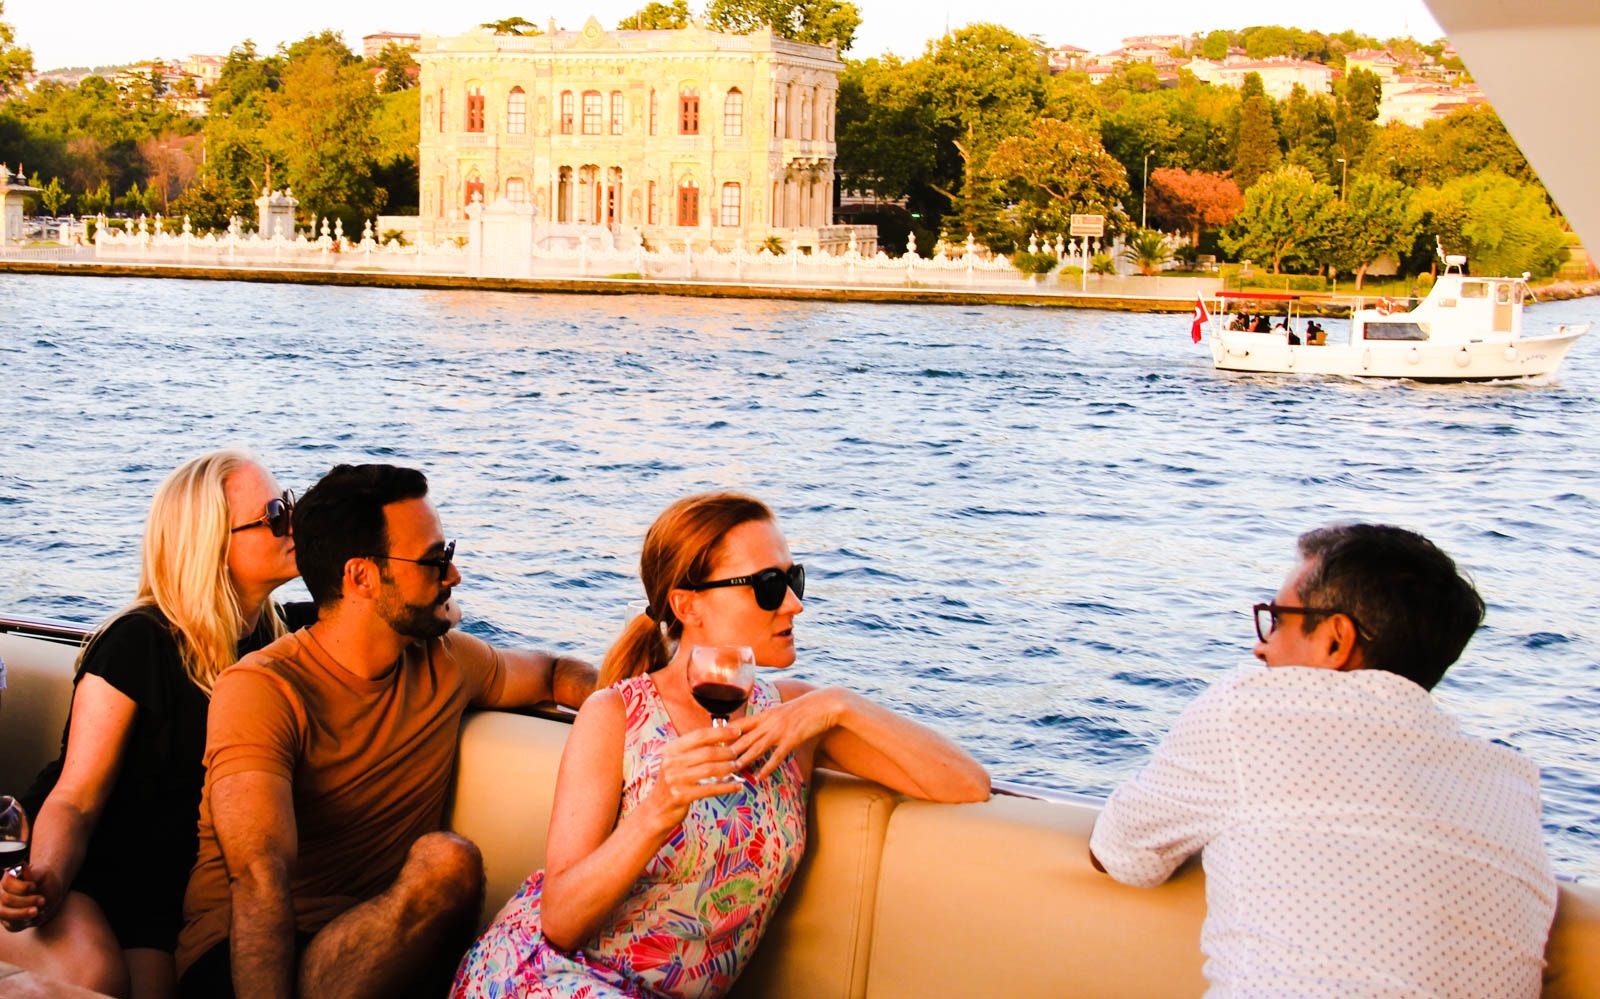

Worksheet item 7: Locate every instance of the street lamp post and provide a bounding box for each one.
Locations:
[1141,151,1151,230]
[1336,157,1348,202]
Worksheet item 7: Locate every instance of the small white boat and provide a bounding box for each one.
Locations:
[1208,254,1590,382]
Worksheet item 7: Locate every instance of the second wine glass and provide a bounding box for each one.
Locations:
[0,795,29,878]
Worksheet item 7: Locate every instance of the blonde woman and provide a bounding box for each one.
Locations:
[453,492,989,999]
[0,451,306,999]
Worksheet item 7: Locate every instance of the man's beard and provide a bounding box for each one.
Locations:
[377,579,452,640]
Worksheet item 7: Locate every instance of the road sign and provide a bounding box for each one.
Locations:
[1069,214,1105,237]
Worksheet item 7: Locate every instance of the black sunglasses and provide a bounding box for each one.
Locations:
[230,491,295,538]
[686,564,805,611]
[1253,602,1371,644]
[366,540,457,577]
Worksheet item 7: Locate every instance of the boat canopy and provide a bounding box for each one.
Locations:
[1216,290,1302,301]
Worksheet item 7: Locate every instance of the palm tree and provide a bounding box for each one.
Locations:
[1120,229,1173,277]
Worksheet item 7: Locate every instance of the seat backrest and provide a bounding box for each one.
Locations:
[0,630,81,792]
[863,795,1208,999]
[727,770,899,999]
[444,710,571,927]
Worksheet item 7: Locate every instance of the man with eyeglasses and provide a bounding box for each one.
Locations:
[176,463,597,999]
[1090,524,1556,998]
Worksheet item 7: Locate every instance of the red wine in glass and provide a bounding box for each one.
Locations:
[0,796,28,876]
[687,645,756,784]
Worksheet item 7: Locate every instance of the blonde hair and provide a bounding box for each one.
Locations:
[83,450,285,695]
[600,492,773,688]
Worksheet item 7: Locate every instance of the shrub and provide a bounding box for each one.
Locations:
[1011,250,1060,275]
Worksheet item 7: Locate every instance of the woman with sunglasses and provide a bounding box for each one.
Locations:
[452,491,989,999]
[0,450,307,999]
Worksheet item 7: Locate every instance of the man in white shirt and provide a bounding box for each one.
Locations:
[1091,524,1557,998]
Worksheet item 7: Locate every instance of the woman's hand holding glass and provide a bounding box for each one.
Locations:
[640,726,745,833]
[0,796,44,933]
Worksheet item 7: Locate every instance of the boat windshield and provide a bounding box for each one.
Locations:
[1364,322,1429,341]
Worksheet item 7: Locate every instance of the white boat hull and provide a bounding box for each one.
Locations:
[1211,327,1588,381]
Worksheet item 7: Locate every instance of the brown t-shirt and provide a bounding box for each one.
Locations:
[176,628,506,974]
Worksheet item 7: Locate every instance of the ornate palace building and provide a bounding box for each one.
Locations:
[415,17,870,253]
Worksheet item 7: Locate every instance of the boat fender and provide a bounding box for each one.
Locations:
[1407,347,1421,365]
[1455,348,1471,368]
[1378,297,1394,315]
[1504,345,1519,362]
[1362,348,1372,371]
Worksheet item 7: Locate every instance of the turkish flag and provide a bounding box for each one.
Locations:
[1190,294,1209,343]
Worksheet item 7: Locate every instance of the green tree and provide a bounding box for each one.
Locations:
[706,0,861,50]
[263,42,381,221]
[1232,76,1280,191]
[0,0,33,98]
[975,116,1130,252]
[620,0,691,29]
[1221,164,1337,273]
[81,178,111,215]
[373,43,418,93]
[1200,30,1229,60]
[1278,84,1335,182]
[480,16,542,35]
[1333,66,1381,164]
[1322,173,1418,288]
[39,175,68,214]
[1438,172,1568,278]
[168,175,249,231]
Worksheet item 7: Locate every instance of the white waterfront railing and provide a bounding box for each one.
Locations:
[2,217,1222,302]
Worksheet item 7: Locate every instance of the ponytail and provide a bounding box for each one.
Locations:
[600,612,672,687]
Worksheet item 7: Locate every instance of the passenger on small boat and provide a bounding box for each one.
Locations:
[1090,524,1557,998]
[1305,320,1326,346]
[174,463,598,999]
[451,491,990,999]
[0,450,309,999]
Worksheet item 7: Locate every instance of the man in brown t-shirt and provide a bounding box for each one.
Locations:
[176,464,596,999]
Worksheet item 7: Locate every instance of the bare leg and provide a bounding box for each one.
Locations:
[0,891,130,996]
[125,947,176,999]
[297,832,484,999]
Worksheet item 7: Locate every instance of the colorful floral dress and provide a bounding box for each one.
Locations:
[451,674,809,999]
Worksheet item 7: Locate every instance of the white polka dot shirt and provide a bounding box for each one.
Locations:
[1091,665,1558,998]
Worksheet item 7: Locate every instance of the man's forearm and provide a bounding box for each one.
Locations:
[553,654,598,707]
[231,870,297,999]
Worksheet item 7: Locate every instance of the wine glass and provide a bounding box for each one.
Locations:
[687,645,756,784]
[0,796,28,878]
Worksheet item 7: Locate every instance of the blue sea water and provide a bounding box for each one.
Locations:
[1,272,1598,881]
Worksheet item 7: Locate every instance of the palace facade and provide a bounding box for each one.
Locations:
[415,17,871,253]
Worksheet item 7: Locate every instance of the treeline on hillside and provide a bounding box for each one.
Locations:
[836,24,1566,281]
[0,30,420,232]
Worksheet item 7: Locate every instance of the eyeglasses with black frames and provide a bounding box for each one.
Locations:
[366,540,457,577]
[230,491,295,538]
[1253,602,1371,644]
[685,564,805,611]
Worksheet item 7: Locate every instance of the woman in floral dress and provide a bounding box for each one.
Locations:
[452,492,990,999]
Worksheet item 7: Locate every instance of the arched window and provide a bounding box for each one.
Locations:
[647,180,657,224]
[464,173,484,206]
[679,87,699,134]
[559,91,574,134]
[506,178,526,202]
[610,91,624,135]
[466,87,485,132]
[582,90,603,135]
[720,182,741,227]
[799,92,811,140]
[677,180,699,225]
[424,94,435,132]
[557,167,572,222]
[649,89,658,135]
[437,88,446,132]
[723,88,743,136]
[506,87,526,134]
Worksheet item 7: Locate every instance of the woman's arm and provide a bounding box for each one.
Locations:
[537,689,742,952]
[0,675,137,929]
[729,680,990,803]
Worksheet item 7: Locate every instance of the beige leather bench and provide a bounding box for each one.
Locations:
[4,628,1599,998]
